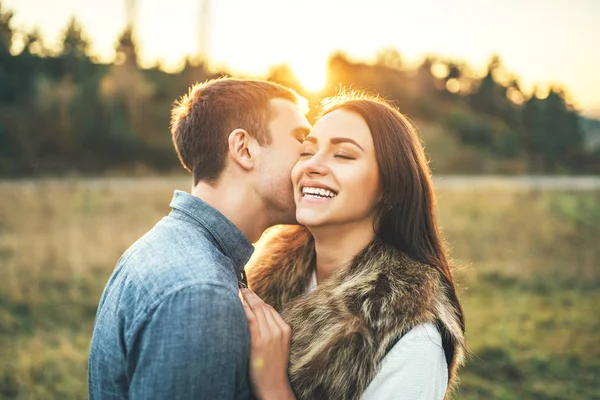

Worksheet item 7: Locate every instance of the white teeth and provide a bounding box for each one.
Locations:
[301,186,337,198]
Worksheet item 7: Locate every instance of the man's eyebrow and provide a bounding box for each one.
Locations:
[303,136,365,152]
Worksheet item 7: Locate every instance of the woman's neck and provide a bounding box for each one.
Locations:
[311,219,376,283]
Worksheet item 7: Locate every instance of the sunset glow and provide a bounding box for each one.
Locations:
[4,0,600,116]
[291,60,327,92]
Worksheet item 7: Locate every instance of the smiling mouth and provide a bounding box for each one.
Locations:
[301,186,338,199]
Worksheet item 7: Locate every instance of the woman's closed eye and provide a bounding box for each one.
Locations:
[334,153,355,160]
[300,151,355,160]
[300,151,315,158]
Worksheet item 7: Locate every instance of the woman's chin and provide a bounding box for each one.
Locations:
[296,212,329,228]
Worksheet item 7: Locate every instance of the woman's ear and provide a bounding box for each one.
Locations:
[228,129,256,170]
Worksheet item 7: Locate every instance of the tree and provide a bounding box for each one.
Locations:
[439,60,463,95]
[469,55,525,128]
[444,62,462,81]
[416,57,437,95]
[376,48,403,70]
[0,0,13,52]
[539,89,583,171]
[60,17,89,58]
[470,57,501,114]
[22,28,45,56]
[58,17,93,83]
[116,28,138,66]
[523,88,585,172]
[522,92,540,168]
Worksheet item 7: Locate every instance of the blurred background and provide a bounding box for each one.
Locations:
[0,0,598,398]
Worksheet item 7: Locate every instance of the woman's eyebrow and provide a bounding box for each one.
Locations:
[303,136,364,151]
[330,137,365,151]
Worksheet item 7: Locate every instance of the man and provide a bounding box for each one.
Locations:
[88,78,311,399]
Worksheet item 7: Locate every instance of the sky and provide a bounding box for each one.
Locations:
[5,0,600,116]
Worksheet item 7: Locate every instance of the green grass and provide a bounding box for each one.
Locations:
[438,189,600,399]
[0,179,598,399]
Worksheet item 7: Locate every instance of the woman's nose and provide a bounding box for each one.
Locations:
[302,155,328,176]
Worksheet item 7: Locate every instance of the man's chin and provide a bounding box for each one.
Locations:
[277,211,300,226]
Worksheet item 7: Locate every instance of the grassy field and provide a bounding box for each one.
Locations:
[0,178,599,399]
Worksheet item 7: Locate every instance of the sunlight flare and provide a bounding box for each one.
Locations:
[291,60,327,92]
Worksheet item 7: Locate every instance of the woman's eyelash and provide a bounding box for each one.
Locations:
[300,152,354,159]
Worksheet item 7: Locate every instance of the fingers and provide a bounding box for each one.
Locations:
[240,289,269,337]
[240,291,260,337]
[270,306,292,340]
[262,304,282,339]
[240,289,290,343]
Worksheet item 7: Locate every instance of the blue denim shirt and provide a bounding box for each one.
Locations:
[88,190,255,399]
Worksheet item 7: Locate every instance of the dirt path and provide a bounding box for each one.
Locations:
[1,175,600,190]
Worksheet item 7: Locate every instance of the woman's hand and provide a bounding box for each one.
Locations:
[240,288,296,400]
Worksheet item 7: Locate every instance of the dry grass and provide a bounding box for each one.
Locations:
[0,178,599,399]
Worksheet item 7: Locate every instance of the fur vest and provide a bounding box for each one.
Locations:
[247,226,466,400]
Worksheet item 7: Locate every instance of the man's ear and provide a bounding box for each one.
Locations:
[228,129,256,170]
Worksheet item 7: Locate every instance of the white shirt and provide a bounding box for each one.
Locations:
[306,270,448,400]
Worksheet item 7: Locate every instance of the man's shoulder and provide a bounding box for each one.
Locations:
[114,215,239,305]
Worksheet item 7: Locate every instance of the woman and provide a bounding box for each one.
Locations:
[241,92,466,400]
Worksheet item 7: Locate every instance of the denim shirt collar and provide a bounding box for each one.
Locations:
[169,190,254,273]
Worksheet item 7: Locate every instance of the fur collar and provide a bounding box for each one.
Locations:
[247,226,466,400]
